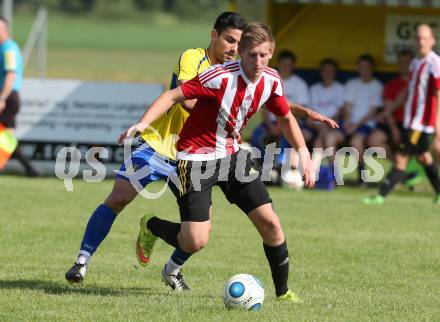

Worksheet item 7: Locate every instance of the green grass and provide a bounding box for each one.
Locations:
[1,175,439,321]
[13,14,212,83]
[13,12,262,137]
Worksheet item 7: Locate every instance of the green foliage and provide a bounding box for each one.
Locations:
[0,176,439,321]
[58,0,96,13]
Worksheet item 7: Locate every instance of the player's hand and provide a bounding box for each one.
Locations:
[118,123,148,145]
[0,100,5,114]
[298,148,315,188]
[309,111,339,129]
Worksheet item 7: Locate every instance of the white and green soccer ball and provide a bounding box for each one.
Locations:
[223,274,265,311]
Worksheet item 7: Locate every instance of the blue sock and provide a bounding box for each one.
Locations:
[80,204,117,256]
[171,248,192,265]
[165,248,192,275]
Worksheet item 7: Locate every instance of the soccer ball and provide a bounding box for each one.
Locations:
[281,169,304,190]
[223,274,265,311]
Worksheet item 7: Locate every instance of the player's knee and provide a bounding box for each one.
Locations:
[260,216,282,236]
[104,193,131,214]
[181,235,209,253]
[261,219,284,244]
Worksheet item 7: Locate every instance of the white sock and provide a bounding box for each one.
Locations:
[77,251,91,265]
[165,258,181,276]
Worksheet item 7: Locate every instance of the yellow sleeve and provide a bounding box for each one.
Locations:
[177,49,201,81]
[4,50,17,71]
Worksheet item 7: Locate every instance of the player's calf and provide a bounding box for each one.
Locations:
[248,204,284,246]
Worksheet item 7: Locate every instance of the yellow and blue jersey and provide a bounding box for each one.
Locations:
[141,47,212,160]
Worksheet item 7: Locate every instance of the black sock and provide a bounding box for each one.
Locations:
[147,216,181,248]
[357,162,365,183]
[263,241,289,297]
[379,168,407,197]
[423,163,440,194]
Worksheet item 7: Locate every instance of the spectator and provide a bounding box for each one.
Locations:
[277,50,310,169]
[343,54,383,184]
[309,58,345,170]
[251,50,310,167]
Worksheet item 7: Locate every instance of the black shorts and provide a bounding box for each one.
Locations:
[0,91,20,128]
[176,150,271,222]
[399,129,433,155]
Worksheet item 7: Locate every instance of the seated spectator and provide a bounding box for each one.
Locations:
[343,54,383,184]
[367,49,413,158]
[309,58,345,172]
[251,50,309,168]
[277,50,310,167]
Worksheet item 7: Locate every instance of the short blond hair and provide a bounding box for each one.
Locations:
[239,22,274,51]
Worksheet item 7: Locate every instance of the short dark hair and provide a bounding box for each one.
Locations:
[397,48,414,59]
[320,58,338,69]
[357,53,375,66]
[213,12,247,35]
[277,50,297,63]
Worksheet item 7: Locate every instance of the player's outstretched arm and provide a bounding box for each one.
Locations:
[288,102,339,129]
[118,87,185,144]
[276,111,315,188]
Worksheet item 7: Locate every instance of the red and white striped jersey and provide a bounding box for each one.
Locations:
[178,60,289,161]
[403,51,440,133]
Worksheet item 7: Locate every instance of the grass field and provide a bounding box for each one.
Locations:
[1,175,439,321]
[12,12,263,137]
[14,14,214,83]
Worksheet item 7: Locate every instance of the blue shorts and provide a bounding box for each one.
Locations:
[354,125,373,136]
[115,143,179,196]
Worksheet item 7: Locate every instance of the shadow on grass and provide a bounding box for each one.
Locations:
[0,279,215,298]
[0,279,154,297]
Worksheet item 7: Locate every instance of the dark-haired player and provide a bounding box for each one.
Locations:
[65,12,248,283]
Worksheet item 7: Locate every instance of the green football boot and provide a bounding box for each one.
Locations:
[136,214,158,266]
[277,289,303,303]
[363,195,385,205]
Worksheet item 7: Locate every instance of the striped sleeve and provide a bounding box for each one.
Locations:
[431,57,440,91]
[265,81,289,117]
[180,75,217,99]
